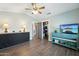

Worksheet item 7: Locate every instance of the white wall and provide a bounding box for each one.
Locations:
[48,8,79,41]
[0,11,35,40]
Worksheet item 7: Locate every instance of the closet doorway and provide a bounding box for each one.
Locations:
[33,21,49,40]
[43,21,48,40]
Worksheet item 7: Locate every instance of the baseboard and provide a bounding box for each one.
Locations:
[48,39,52,41]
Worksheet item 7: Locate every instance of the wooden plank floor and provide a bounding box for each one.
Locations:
[0,37,79,56]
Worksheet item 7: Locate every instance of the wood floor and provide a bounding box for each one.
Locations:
[0,37,79,56]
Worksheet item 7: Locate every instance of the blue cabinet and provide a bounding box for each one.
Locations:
[52,33,79,50]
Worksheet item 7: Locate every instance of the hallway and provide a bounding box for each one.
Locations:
[0,37,79,56]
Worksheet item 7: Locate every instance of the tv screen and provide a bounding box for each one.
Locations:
[60,24,79,34]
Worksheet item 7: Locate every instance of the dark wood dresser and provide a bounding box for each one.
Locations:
[0,32,30,49]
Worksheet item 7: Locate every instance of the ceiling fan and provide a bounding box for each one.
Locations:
[25,3,45,14]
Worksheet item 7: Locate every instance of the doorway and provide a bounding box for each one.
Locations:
[35,22,42,39]
[32,21,49,40]
[43,21,48,39]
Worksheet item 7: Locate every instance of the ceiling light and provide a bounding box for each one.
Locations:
[32,10,38,14]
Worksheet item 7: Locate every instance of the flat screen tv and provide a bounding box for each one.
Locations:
[60,24,79,34]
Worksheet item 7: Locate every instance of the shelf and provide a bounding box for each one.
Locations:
[52,37,77,42]
[53,42,77,50]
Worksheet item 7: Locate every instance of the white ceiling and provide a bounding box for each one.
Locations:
[0,3,79,20]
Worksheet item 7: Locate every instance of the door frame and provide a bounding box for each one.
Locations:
[41,20,49,40]
[32,20,50,41]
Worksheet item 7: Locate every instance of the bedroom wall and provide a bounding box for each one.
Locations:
[48,8,79,41]
[0,11,35,40]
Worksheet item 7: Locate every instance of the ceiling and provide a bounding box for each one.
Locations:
[0,3,79,20]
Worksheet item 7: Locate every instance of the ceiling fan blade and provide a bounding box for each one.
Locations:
[25,8,32,10]
[38,11,42,14]
[39,6,45,9]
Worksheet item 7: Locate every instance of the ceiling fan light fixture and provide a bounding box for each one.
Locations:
[25,3,45,14]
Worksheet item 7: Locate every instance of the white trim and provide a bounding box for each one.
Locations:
[41,22,43,39]
[41,20,49,40]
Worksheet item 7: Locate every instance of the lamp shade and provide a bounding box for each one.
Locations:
[2,24,9,33]
[3,24,9,29]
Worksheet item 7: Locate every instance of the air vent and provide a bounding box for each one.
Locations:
[47,12,51,15]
